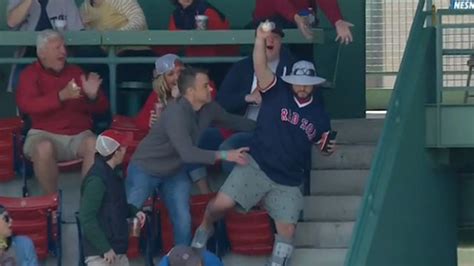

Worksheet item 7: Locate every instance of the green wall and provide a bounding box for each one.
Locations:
[0,0,17,118]
[316,0,366,118]
[0,0,366,119]
[346,25,458,265]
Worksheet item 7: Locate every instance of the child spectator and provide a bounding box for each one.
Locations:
[79,130,146,266]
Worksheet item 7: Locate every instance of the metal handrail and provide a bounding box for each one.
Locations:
[0,29,323,114]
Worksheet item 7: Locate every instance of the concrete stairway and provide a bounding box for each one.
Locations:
[4,118,382,266]
[222,118,383,266]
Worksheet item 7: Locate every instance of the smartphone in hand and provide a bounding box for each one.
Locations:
[320,130,338,152]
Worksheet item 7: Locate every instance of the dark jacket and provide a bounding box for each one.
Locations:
[216,46,295,116]
[80,155,138,256]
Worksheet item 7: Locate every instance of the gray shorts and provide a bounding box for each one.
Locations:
[220,155,303,224]
[23,129,94,161]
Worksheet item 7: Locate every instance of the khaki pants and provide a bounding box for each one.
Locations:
[23,129,94,161]
[85,254,129,266]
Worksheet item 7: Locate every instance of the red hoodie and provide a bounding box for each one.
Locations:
[254,0,343,25]
[16,62,109,135]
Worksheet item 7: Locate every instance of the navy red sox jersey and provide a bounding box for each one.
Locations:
[250,77,331,186]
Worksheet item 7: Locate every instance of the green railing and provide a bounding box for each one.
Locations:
[346,0,458,265]
[428,9,474,147]
[0,29,324,114]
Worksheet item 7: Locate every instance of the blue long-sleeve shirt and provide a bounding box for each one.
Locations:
[216,46,295,116]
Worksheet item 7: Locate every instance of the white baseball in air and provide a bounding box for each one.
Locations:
[261,21,273,32]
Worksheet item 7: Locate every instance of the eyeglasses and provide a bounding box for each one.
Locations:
[292,68,316,77]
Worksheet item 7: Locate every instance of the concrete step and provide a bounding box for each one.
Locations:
[222,248,347,266]
[303,196,362,221]
[310,169,369,195]
[331,119,383,144]
[312,144,376,169]
[295,222,354,248]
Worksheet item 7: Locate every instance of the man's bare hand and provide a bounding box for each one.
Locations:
[316,139,337,156]
[103,249,117,264]
[245,89,262,105]
[149,110,158,128]
[256,21,273,40]
[58,79,81,101]
[294,14,314,40]
[335,20,354,45]
[226,147,250,165]
[81,73,102,100]
[136,211,146,228]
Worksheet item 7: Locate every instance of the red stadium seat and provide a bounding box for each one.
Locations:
[225,209,274,256]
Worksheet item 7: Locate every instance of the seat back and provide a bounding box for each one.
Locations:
[0,117,23,182]
[0,192,62,264]
[225,209,274,256]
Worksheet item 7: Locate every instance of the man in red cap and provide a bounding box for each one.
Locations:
[79,130,146,266]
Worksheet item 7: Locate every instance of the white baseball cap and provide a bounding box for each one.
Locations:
[281,60,326,86]
[95,130,133,157]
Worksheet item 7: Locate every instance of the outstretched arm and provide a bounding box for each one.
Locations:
[253,22,276,92]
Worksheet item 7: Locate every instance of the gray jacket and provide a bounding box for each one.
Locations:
[7,0,84,31]
[131,97,256,177]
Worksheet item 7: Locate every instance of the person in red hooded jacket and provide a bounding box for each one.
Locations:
[16,30,109,195]
[253,0,353,44]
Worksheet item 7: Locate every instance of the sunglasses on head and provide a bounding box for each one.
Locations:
[292,68,316,77]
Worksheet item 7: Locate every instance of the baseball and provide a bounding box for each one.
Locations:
[261,21,273,32]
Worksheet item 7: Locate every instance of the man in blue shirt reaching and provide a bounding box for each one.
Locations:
[191,21,336,266]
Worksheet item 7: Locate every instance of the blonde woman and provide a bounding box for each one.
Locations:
[134,54,185,131]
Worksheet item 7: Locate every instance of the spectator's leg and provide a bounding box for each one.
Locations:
[193,127,225,194]
[219,132,253,174]
[268,230,295,266]
[73,131,97,178]
[188,164,211,194]
[192,155,270,249]
[26,136,59,194]
[263,183,303,266]
[160,168,192,245]
[12,236,39,265]
[126,162,159,208]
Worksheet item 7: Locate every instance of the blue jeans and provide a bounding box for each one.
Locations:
[12,235,39,266]
[126,162,192,245]
[219,132,253,174]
